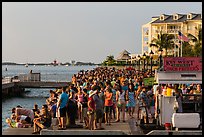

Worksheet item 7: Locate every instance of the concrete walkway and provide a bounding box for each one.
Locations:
[2,112,145,135]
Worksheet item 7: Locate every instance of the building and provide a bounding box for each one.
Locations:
[142,13,202,56]
[116,50,131,64]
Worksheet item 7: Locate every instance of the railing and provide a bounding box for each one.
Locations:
[2,73,69,84]
[18,73,41,82]
[2,77,12,84]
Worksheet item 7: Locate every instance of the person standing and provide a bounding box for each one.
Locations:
[57,87,68,130]
[81,88,89,129]
[87,90,96,130]
[104,88,113,125]
[174,84,183,113]
[93,86,104,130]
[76,86,84,123]
[138,87,149,124]
[115,84,126,122]
[126,83,136,118]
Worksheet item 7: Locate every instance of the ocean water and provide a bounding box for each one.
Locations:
[2,65,97,131]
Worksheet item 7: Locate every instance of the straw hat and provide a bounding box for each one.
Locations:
[56,89,62,94]
[89,90,96,97]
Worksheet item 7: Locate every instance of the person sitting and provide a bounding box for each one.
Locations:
[6,114,32,128]
[32,103,40,118]
[12,107,34,122]
[32,104,51,134]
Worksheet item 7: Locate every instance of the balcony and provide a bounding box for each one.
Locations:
[167,29,178,34]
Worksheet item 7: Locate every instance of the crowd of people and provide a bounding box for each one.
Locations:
[6,66,202,134]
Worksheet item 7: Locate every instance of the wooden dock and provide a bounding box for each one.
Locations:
[15,81,70,88]
[2,81,70,89]
[2,80,71,96]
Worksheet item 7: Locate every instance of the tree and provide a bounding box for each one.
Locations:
[182,41,195,57]
[187,27,202,57]
[150,31,175,56]
[102,55,116,66]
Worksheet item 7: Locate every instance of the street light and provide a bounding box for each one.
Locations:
[143,53,146,72]
[149,50,154,76]
[158,48,163,69]
[137,55,141,71]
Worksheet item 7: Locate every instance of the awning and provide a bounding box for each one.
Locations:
[156,71,202,84]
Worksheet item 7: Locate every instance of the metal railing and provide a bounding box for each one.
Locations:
[2,77,12,84]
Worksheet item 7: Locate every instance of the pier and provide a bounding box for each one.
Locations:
[2,73,70,96]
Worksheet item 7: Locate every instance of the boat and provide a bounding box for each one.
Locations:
[52,59,58,66]
[25,63,28,67]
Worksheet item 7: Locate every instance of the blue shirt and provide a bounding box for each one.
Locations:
[59,92,68,108]
[122,85,128,92]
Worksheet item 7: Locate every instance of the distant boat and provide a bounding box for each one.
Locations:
[65,64,69,66]
[25,63,28,67]
[52,60,58,66]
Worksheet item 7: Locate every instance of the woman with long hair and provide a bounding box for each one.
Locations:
[126,83,136,118]
[76,86,84,123]
[32,104,51,134]
[115,84,126,122]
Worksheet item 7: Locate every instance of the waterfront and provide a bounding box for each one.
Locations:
[2,65,97,131]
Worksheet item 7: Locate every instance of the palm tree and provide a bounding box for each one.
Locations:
[182,41,195,57]
[102,55,116,66]
[150,31,175,56]
[187,27,202,57]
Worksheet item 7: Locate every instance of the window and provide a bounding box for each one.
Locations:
[187,14,192,19]
[174,15,178,20]
[181,74,196,77]
[160,15,164,20]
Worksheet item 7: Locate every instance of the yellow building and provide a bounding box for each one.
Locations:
[142,13,202,56]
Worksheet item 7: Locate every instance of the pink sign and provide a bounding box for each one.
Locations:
[163,57,202,71]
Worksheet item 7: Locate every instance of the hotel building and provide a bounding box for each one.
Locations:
[142,13,202,56]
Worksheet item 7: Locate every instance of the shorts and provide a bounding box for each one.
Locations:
[59,107,67,117]
[149,106,155,115]
[104,106,112,113]
[117,100,126,108]
[16,122,23,128]
[51,118,58,126]
[43,122,51,128]
[127,101,136,108]
[94,109,103,120]
[87,110,95,116]
[25,116,31,123]
[78,102,83,111]
[82,108,88,118]
[139,107,148,118]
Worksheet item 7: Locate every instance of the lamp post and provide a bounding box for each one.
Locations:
[158,48,163,69]
[137,55,141,71]
[143,53,146,72]
[149,50,154,76]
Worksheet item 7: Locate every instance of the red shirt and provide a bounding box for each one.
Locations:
[104,92,113,106]
[88,97,96,111]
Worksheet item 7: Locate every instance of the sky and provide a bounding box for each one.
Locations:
[2,2,202,64]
